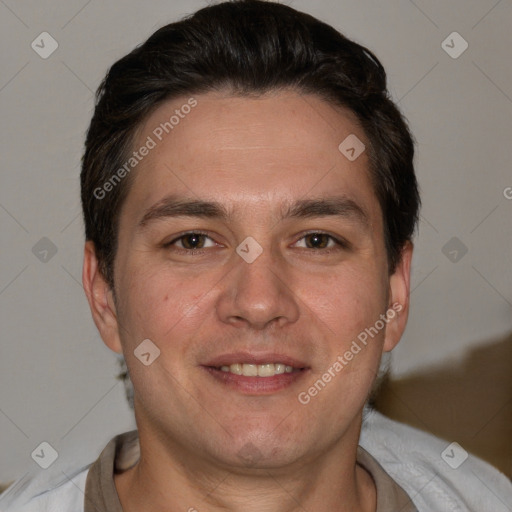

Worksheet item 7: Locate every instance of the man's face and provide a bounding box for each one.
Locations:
[87,90,411,469]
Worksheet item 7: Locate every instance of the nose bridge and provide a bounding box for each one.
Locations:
[215,235,299,329]
[237,238,279,293]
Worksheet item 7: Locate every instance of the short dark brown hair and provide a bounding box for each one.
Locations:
[81,0,420,289]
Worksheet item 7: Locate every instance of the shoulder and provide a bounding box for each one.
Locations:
[359,408,512,512]
[0,429,136,512]
[0,461,91,511]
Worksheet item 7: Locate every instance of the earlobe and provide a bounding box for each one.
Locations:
[82,241,123,354]
[383,242,413,352]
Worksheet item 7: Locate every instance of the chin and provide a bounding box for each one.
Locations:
[208,426,302,469]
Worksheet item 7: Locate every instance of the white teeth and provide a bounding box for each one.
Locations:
[258,363,275,377]
[229,363,243,375]
[218,363,300,377]
[274,363,286,374]
[242,364,258,377]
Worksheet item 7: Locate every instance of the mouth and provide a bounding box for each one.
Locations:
[201,353,310,394]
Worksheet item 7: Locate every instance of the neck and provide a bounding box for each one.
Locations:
[115,414,376,512]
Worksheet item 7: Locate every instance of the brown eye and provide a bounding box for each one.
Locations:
[179,233,207,249]
[165,232,216,251]
[304,233,331,249]
[295,232,346,251]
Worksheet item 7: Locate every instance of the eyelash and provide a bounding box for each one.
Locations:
[163,230,349,255]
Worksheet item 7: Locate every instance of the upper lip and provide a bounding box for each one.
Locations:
[203,352,309,369]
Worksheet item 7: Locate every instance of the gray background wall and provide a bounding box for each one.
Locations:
[1,0,511,483]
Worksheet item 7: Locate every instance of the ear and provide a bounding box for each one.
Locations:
[82,241,123,354]
[383,241,413,352]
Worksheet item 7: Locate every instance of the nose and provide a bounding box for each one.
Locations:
[215,243,300,330]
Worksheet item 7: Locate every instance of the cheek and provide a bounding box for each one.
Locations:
[116,263,209,348]
[300,265,386,344]
[298,269,387,414]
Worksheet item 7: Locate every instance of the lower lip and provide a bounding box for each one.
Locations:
[202,366,309,394]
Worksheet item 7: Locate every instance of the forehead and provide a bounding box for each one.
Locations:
[123,89,380,229]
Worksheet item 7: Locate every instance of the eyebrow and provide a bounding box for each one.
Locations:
[137,194,370,230]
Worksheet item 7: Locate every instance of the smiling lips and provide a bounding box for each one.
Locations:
[203,353,309,393]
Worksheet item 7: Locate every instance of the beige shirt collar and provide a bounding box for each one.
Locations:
[84,430,418,512]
